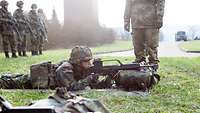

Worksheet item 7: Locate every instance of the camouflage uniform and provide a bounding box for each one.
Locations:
[38,8,48,55]
[0,0,17,58]
[28,4,41,55]
[0,74,32,89]
[13,1,28,56]
[124,0,165,64]
[55,46,101,91]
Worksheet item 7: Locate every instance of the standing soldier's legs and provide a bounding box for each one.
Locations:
[145,29,159,64]
[35,37,40,55]
[9,35,17,58]
[22,35,27,56]
[2,35,10,58]
[132,29,146,62]
[39,36,44,55]
[17,40,22,56]
[31,38,36,56]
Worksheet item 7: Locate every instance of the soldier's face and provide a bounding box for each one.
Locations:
[80,60,93,70]
[19,5,23,9]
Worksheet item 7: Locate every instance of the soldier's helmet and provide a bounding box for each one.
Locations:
[0,0,8,6]
[16,1,23,7]
[69,46,93,64]
[31,3,37,9]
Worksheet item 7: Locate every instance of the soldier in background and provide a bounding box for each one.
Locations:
[38,8,48,55]
[0,0,18,58]
[124,0,165,67]
[13,1,28,57]
[28,4,41,56]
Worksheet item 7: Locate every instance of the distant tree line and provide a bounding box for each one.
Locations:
[46,9,115,49]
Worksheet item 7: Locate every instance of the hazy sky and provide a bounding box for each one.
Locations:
[5,0,200,27]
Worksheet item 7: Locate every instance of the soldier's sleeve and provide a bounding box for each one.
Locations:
[156,0,165,21]
[55,63,75,88]
[124,0,131,22]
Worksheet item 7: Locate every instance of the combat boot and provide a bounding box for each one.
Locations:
[22,51,27,57]
[31,51,35,56]
[5,52,9,58]
[12,53,18,58]
[35,51,39,55]
[39,50,42,55]
[18,51,22,56]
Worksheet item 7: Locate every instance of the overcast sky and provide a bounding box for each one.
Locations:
[6,0,200,27]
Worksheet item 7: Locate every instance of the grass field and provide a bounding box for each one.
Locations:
[0,41,200,112]
[179,40,200,52]
[0,40,133,73]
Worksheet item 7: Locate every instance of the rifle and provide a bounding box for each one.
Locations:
[87,59,157,76]
[11,19,22,42]
[23,16,37,39]
[0,96,56,113]
[86,59,159,90]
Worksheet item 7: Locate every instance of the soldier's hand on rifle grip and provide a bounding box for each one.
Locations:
[156,16,163,29]
[86,74,99,84]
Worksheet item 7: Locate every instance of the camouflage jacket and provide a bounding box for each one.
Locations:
[124,0,165,29]
[13,8,27,32]
[0,8,15,35]
[55,61,94,91]
[28,10,42,35]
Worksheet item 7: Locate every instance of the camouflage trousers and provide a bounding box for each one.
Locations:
[0,74,32,89]
[38,36,44,51]
[17,34,27,52]
[132,28,159,63]
[2,34,17,53]
[30,36,39,52]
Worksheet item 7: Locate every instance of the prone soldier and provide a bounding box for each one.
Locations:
[0,46,159,91]
[124,0,165,67]
[0,0,18,58]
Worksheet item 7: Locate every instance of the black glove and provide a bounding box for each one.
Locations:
[156,16,163,28]
[85,74,99,84]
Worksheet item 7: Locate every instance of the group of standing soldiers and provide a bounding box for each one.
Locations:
[0,0,48,58]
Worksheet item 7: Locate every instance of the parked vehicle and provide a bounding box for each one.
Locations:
[175,31,187,41]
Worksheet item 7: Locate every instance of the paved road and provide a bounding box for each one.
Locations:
[96,42,200,57]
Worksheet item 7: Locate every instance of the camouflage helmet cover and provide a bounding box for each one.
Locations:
[0,0,8,6]
[16,1,23,7]
[69,46,93,64]
[31,3,37,9]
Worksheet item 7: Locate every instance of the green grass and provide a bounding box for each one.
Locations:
[1,42,200,112]
[0,40,133,73]
[179,40,200,52]
[91,40,133,53]
[0,56,200,112]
